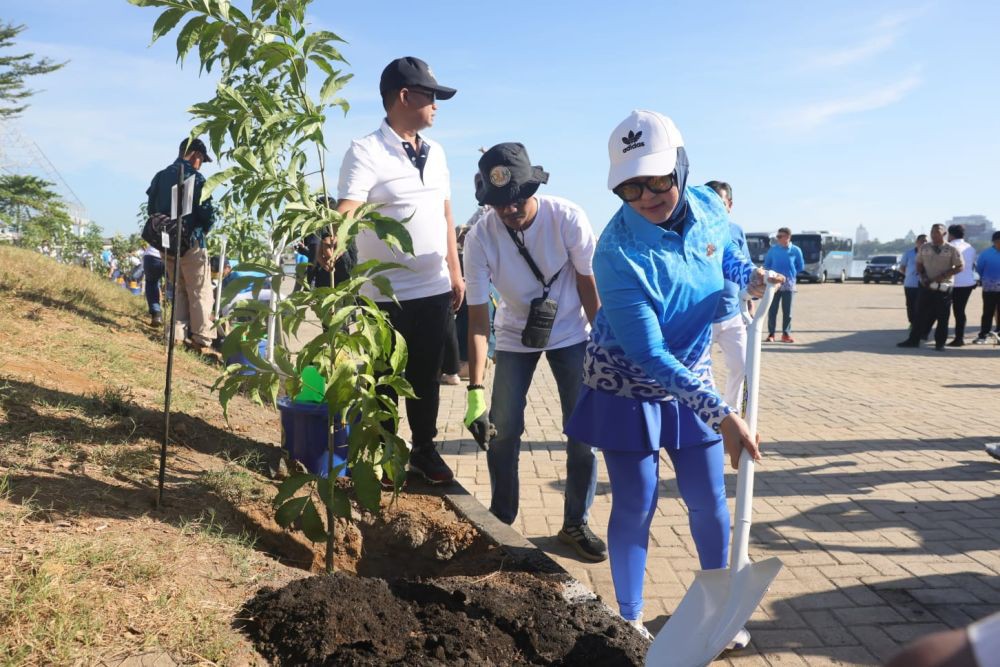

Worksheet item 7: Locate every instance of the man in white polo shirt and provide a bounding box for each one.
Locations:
[336,56,464,484]
[462,143,606,562]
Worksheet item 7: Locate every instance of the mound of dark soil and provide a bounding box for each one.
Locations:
[241,569,647,666]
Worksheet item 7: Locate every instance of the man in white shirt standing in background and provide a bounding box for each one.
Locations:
[947,223,978,347]
[462,143,606,562]
[336,56,464,484]
[706,180,752,415]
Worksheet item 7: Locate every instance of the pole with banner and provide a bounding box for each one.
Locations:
[157,169,195,508]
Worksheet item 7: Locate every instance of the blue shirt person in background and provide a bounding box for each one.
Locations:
[900,234,927,329]
[763,227,804,342]
[564,110,779,644]
[706,180,754,415]
[974,230,1000,343]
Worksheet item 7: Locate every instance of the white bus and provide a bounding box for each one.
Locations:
[791,231,854,283]
[745,232,771,264]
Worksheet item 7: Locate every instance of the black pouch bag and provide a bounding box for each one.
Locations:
[505,226,561,349]
[142,212,193,256]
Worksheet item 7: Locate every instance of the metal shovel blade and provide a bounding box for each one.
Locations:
[645,557,783,666]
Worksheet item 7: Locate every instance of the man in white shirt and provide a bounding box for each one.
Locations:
[462,143,606,562]
[947,223,978,347]
[336,57,464,484]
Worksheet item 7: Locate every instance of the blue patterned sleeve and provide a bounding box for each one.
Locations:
[723,236,755,288]
[595,251,733,430]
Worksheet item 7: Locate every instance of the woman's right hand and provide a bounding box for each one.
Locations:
[719,413,761,469]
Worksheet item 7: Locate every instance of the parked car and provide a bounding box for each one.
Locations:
[863,255,903,284]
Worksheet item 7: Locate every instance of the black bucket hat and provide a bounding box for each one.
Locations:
[475,143,549,206]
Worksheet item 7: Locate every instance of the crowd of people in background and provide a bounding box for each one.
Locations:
[897,223,1000,350]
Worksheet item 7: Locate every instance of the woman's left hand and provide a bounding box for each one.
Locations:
[720,413,762,469]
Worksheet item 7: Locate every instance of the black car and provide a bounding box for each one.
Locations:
[863,255,903,284]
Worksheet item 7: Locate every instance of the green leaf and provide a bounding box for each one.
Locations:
[389,330,407,374]
[351,460,381,513]
[318,477,351,519]
[151,7,187,42]
[226,33,252,69]
[299,499,327,542]
[275,496,309,528]
[202,166,235,198]
[273,473,315,507]
[175,15,208,62]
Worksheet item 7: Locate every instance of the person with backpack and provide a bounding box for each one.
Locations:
[146,137,218,358]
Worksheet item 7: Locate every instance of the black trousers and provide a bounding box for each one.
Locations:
[951,286,974,340]
[910,286,952,348]
[904,286,919,325]
[980,291,1000,337]
[378,291,452,447]
[441,312,460,375]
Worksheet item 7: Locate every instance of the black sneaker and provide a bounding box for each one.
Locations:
[947,338,964,347]
[408,444,454,484]
[896,340,919,348]
[558,524,608,562]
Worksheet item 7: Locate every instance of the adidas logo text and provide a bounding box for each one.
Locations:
[621,129,645,153]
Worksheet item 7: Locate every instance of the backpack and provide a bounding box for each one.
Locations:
[142,213,193,255]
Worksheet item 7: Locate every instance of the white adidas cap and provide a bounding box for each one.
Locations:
[607,110,685,190]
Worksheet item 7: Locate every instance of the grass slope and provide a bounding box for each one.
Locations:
[0,245,306,666]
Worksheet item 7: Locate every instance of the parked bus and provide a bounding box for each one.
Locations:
[745,232,771,264]
[791,231,854,283]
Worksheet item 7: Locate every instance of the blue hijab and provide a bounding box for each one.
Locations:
[660,146,690,231]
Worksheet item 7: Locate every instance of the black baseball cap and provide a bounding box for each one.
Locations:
[475,143,549,206]
[179,137,212,162]
[379,56,456,100]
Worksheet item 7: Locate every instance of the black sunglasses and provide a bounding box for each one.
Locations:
[613,173,677,202]
[406,87,436,103]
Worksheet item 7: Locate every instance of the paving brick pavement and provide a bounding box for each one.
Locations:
[412,282,1000,665]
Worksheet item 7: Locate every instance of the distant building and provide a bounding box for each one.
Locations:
[855,224,870,246]
[944,215,994,243]
[903,230,916,243]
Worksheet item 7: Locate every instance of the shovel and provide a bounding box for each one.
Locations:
[646,282,783,667]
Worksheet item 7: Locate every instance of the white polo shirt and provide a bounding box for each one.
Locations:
[337,119,451,302]
[950,238,977,288]
[464,195,595,353]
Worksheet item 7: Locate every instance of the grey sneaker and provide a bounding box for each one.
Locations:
[558,523,608,562]
[986,443,1000,462]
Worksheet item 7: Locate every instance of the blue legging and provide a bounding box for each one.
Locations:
[603,442,729,620]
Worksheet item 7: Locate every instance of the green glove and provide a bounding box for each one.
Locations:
[464,387,492,450]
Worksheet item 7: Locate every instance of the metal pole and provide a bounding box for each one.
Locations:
[214,234,228,320]
[157,164,185,508]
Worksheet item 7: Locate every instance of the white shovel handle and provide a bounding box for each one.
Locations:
[730,281,776,572]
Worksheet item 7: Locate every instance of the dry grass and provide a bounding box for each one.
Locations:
[0,244,294,665]
[0,516,266,666]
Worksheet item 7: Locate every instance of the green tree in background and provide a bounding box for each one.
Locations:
[0,174,74,250]
[0,21,66,120]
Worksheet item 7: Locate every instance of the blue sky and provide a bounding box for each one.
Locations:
[4,0,999,242]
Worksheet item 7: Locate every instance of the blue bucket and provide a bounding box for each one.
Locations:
[277,397,349,478]
[226,338,268,376]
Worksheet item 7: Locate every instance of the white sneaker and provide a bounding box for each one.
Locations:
[627,615,654,641]
[986,443,1000,462]
[439,373,460,386]
[973,336,988,344]
[728,627,752,650]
